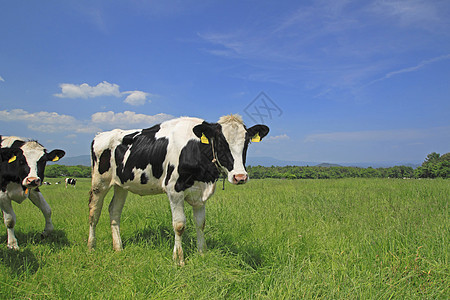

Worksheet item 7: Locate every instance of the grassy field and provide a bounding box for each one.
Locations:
[0,178,448,299]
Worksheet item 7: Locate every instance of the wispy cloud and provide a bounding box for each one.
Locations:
[0,76,4,82]
[369,0,445,29]
[198,1,450,97]
[54,81,152,106]
[266,134,290,142]
[366,54,450,86]
[304,127,450,143]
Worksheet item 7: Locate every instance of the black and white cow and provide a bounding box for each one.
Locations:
[0,136,65,249]
[88,114,269,265]
[65,178,77,188]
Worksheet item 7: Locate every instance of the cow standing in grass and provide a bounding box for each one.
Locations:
[65,178,77,188]
[0,136,65,249]
[88,114,269,265]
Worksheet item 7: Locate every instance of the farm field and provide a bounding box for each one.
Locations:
[0,178,448,299]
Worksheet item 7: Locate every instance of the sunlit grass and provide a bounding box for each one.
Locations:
[0,178,448,298]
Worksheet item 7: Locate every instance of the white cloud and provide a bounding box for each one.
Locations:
[54,81,122,99]
[91,111,174,128]
[54,81,153,106]
[0,109,100,133]
[0,76,4,82]
[123,91,150,106]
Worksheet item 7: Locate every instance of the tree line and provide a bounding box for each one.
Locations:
[45,165,91,178]
[44,152,449,179]
[248,152,450,179]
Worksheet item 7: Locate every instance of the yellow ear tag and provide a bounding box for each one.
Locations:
[201,133,209,144]
[251,133,261,143]
[8,155,17,163]
[52,155,59,162]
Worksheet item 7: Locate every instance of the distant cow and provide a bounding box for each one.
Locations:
[88,114,269,265]
[0,136,65,249]
[65,178,77,188]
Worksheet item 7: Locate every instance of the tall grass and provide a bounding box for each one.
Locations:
[0,178,448,299]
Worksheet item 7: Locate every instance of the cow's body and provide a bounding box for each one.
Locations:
[88,115,269,265]
[65,178,77,188]
[0,136,65,249]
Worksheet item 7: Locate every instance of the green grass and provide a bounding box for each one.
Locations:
[0,178,448,299]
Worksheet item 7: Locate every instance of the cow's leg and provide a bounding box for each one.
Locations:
[88,184,110,250]
[28,189,54,236]
[109,185,127,251]
[192,205,207,254]
[0,199,19,250]
[168,193,186,266]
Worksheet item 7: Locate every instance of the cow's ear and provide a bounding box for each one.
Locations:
[247,125,270,142]
[193,122,217,144]
[47,149,66,162]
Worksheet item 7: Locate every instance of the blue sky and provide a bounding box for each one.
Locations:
[1,0,449,164]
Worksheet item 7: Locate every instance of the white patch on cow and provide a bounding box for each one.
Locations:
[20,141,46,185]
[4,183,28,204]
[218,114,248,183]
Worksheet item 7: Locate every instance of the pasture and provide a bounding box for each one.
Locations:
[0,178,448,299]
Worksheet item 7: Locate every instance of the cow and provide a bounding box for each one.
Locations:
[0,136,65,249]
[88,114,269,265]
[65,178,77,188]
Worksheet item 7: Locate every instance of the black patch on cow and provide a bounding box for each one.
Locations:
[122,131,139,145]
[114,143,130,182]
[91,140,96,168]
[98,149,111,174]
[175,122,237,192]
[140,173,148,184]
[115,125,168,184]
[11,140,25,149]
[37,155,47,182]
[0,148,29,191]
[165,164,175,186]
[175,140,220,192]
[242,139,250,167]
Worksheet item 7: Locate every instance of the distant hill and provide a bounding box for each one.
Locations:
[51,155,91,166]
[52,154,420,169]
[247,156,316,167]
[316,163,342,167]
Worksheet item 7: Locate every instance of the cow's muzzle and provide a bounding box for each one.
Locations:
[23,177,41,187]
[232,174,248,185]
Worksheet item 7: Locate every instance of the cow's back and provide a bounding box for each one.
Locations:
[91,117,204,195]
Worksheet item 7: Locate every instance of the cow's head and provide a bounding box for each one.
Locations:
[193,114,269,185]
[4,140,65,188]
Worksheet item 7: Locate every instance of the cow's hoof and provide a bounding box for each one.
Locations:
[7,244,19,251]
[41,230,53,238]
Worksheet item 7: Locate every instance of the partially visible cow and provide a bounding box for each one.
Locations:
[0,136,65,249]
[65,178,77,188]
[88,114,269,265]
